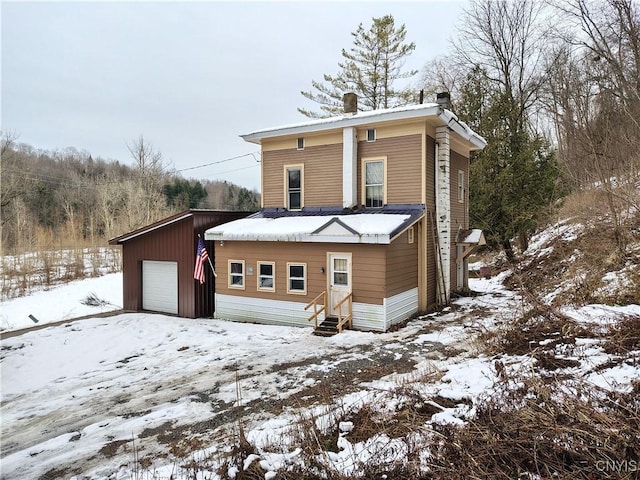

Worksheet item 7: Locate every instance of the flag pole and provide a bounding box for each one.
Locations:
[198,234,217,278]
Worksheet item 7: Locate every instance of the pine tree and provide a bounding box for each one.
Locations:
[298,15,417,118]
[458,69,566,259]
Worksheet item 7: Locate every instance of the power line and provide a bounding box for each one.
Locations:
[173,152,260,174]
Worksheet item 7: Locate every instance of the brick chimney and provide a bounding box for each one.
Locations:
[343,92,357,115]
[436,92,452,110]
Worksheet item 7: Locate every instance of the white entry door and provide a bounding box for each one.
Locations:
[142,260,178,314]
[328,253,352,316]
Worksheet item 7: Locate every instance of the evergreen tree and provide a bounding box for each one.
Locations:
[299,15,417,118]
[458,69,566,259]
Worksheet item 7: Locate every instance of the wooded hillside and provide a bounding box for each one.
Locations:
[0,137,260,253]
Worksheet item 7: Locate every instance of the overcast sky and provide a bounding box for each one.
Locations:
[2,1,468,190]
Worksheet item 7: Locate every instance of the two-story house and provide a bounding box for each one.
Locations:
[205,93,486,333]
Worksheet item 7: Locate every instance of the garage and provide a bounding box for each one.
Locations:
[109,209,252,318]
[142,261,178,314]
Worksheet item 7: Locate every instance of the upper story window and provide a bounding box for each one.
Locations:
[363,158,385,208]
[458,170,465,203]
[285,165,303,210]
[366,128,376,142]
[297,137,305,150]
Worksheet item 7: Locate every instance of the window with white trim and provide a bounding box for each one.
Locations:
[458,170,465,203]
[285,165,303,210]
[366,128,376,142]
[257,261,275,291]
[287,263,306,294]
[297,137,304,150]
[228,260,245,289]
[408,227,415,244]
[364,159,385,208]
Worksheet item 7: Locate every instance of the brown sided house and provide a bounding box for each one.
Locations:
[206,93,487,333]
[109,209,250,318]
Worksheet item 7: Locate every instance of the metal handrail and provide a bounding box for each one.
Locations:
[304,290,326,329]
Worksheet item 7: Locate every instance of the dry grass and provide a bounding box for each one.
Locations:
[1,246,121,300]
[427,375,640,480]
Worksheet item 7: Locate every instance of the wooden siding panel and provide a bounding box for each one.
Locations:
[215,241,386,306]
[386,229,418,298]
[450,151,469,287]
[262,144,343,208]
[358,134,422,205]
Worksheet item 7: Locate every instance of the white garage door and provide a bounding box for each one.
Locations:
[142,261,178,314]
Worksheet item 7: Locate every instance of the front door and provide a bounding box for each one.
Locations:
[328,253,352,316]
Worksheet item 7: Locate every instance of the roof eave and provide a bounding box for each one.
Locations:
[240,105,442,145]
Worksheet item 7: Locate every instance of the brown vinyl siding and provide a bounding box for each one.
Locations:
[450,150,469,287]
[425,135,437,306]
[262,143,343,208]
[215,241,386,305]
[358,134,422,205]
[386,229,419,298]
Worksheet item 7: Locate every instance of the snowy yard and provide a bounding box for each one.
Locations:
[1,268,638,479]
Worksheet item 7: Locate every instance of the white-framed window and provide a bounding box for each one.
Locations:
[366,128,376,142]
[297,137,304,150]
[285,165,303,210]
[257,261,275,292]
[228,260,245,289]
[363,158,385,208]
[287,263,306,294]
[408,226,415,244]
[458,170,465,203]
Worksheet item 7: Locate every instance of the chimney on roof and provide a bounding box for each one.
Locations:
[343,92,357,115]
[436,92,452,110]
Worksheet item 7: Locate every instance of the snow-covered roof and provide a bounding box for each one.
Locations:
[456,228,486,245]
[205,212,419,244]
[240,103,487,150]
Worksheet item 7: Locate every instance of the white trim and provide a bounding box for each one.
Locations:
[342,127,358,208]
[240,103,486,150]
[284,164,304,211]
[113,213,192,243]
[287,262,307,295]
[366,128,376,142]
[361,156,387,208]
[384,288,419,330]
[228,259,245,290]
[257,261,275,292]
[215,294,313,328]
[458,169,465,204]
[215,287,419,332]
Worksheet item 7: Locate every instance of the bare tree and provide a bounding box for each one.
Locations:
[546,0,640,257]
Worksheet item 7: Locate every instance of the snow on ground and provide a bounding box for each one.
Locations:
[1,269,638,479]
[0,272,123,332]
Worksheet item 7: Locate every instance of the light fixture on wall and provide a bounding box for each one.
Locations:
[220,240,224,246]
[320,267,325,273]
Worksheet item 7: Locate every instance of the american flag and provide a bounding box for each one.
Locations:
[193,238,209,284]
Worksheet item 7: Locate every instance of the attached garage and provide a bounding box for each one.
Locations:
[109,209,252,318]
